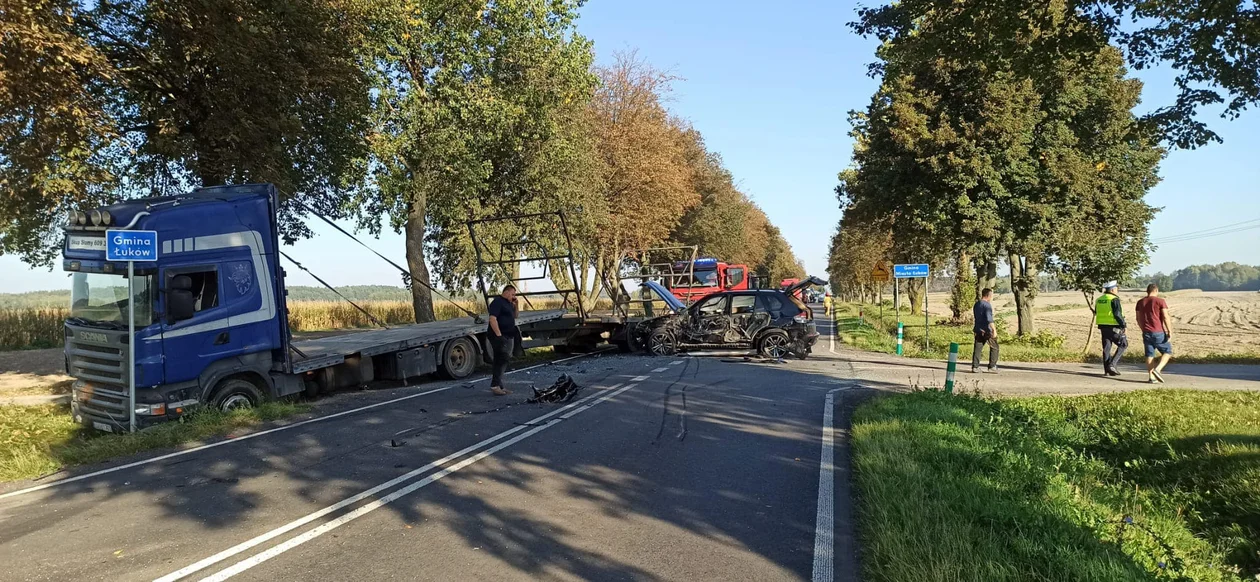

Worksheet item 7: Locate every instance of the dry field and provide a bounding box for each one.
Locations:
[923,289,1260,357]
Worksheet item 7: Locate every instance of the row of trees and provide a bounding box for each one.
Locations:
[1144,263,1260,292]
[827,0,1259,333]
[0,0,802,321]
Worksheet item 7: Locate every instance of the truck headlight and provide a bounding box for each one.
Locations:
[135,403,167,416]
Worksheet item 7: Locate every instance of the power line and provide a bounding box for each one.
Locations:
[1152,218,1260,244]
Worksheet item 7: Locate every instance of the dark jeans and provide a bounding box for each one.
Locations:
[972,331,999,370]
[1100,326,1128,372]
[489,334,515,388]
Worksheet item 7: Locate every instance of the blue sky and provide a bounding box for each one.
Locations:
[3,0,1257,293]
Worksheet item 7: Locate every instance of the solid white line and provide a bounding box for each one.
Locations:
[0,351,604,502]
[829,312,837,354]
[812,386,849,582]
[192,382,640,582]
[156,382,625,582]
[651,367,669,373]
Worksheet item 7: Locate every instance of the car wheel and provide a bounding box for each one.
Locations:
[211,378,263,412]
[757,330,791,359]
[439,337,478,379]
[648,329,677,356]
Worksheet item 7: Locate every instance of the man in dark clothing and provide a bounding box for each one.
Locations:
[487,285,519,396]
[1095,281,1128,376]
[972,288,999,373]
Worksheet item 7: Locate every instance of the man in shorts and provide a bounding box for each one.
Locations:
[1136,283,1173,383]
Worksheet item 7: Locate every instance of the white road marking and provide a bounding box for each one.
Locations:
[812,386,850,582]
[156,382,626,582]
[632,375,650,381]
[670,360,683,366]
[0,351,605,502]
[651,367,670,373]
[829,312,837,354]
[186,382,641,582]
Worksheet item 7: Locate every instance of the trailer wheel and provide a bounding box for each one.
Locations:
[211,377,262,412]
[439,337,478,379]
[756,330,791,359]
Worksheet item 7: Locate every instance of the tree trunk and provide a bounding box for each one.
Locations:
[1009,253,1037,336]
[1082,290,1096,354]
[974,258,997,299]
[950,251,974,323]
[405,195,436,324]
[907,277,924,316]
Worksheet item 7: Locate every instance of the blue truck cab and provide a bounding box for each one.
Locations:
[63,184,302,430]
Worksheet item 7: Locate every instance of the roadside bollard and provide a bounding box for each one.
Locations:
[945,342,958,393]
[896,322,904,355]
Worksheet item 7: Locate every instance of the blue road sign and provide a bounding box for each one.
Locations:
[106,230,158,262]
[894,263,930,278]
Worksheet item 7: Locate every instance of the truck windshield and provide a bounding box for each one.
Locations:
[686,270,719,288]
[70,272,154,327]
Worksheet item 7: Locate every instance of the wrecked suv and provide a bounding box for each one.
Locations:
[642,277,824,359]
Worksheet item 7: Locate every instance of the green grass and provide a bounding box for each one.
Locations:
[853,389,1260,582]
[0,401,310,482]
[830,302,1260,365]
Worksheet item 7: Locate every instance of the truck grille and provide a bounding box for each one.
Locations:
[66,325,132,429]
[67,341,127,384]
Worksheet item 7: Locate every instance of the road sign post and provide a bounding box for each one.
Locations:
[894,263,931,354]
[871,264,890,332]
[945,342,958,393]
[106,229,158,433]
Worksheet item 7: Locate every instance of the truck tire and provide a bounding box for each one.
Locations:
[439,337,478,379]
[211,377,263,412]
[756,329,791,359]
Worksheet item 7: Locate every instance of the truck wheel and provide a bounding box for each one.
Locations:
[211,378,262,412]
[757,330,791,359]
[439,337,477,379]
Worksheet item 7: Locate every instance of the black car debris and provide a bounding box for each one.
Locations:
[640,277,825,359]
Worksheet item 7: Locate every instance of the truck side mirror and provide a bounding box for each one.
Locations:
[167,275,196,323]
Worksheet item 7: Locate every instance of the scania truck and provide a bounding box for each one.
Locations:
[61,184,585,431]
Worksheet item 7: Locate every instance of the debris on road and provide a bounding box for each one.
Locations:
[527,374,582,404]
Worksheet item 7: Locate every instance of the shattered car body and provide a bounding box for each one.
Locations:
[640,277,825,359]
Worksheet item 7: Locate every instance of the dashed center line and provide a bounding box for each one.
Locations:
[651,367,670,373]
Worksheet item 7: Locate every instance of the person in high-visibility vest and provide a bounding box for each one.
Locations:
[823,293,833,316]
[1096,281,1128,376]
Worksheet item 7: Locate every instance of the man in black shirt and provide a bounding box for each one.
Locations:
[487,285,520,395]
[972,288,999,373]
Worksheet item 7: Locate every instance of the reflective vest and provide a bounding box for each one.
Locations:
[1095,293,1119,326]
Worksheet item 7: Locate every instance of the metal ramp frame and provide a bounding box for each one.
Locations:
[467,211,588,319]
[605,246,700,319]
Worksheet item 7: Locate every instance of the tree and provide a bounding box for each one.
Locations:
[580,52,697,302]
[856,0,1260,149]
[671,130,768,266]
[844,0,1162,332]
[1,0,372,265]
[352,0,597,321]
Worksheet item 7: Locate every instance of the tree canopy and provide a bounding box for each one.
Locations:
[0,0,373,264]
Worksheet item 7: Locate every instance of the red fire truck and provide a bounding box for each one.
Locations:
[666,258,750,303]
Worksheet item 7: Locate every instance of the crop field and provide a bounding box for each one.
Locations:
[918,289,1260,357]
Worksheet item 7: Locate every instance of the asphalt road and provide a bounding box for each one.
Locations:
[0,342,865,581]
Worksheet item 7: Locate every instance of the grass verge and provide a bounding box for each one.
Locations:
[0,401,310,483]
[831,302,1260,365]
[853,389,1259,581]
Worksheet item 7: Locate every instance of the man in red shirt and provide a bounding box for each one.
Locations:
[1136,283,1173,383]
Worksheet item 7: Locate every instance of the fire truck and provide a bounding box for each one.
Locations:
[665,258,751,303]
